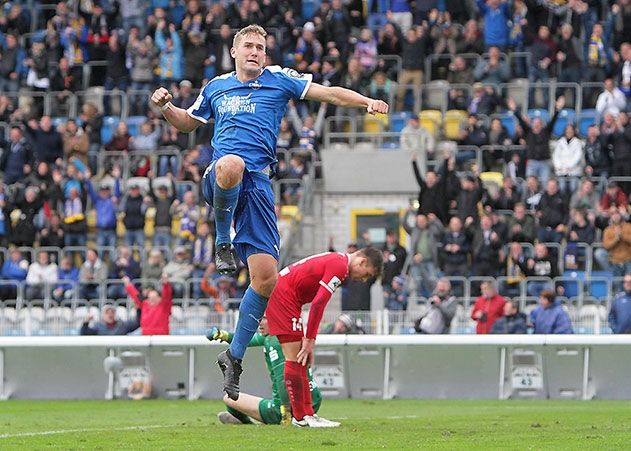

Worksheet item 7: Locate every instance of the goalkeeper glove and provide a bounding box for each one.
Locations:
[206,326,229,343]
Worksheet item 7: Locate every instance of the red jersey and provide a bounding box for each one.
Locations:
[268,252,350,339]
[126,283,173,335]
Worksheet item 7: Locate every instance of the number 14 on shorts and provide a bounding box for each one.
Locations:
[292,317,303,332]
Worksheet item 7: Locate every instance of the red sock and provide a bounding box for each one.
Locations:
[302,367,314,417]
[284,360,307,420]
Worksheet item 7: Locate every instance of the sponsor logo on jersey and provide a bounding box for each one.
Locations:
[217,93,257,115]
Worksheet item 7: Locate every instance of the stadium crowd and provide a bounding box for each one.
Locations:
[0,0,630,336]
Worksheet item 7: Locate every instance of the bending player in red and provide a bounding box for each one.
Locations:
[265,247,383,427]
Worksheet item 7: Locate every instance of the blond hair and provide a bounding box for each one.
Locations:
[232,24,267,48]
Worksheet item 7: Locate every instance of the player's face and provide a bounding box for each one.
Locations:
[350,260,378,282]
[258,317,269,335]
[232,33,266,77]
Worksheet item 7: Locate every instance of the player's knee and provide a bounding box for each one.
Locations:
[251,272,277,297]
[215,155,245,188]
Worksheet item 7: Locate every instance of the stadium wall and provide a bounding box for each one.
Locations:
[2,336,631,401]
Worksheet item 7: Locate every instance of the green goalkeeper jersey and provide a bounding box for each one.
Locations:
[227,332,321,409]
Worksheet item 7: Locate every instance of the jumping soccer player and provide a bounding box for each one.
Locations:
[206,317,323,426]
[150,24,388,401]
[265,248,384,427]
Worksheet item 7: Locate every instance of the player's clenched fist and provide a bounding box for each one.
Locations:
[151,87,173,108]
[367,99,389,115]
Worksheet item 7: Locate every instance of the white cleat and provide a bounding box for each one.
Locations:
[292,417,309,427]
[303,415,341,428]
[217,411,244,425]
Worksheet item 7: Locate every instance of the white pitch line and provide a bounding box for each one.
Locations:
[332,415,419,421]
[0,424,171,440]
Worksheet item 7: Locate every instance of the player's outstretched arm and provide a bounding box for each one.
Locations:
[304,83,389,115]
[150,87,203,133]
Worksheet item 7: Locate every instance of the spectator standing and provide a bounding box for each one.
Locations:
[491,301,528,334]
[192,222,215,298]
[80,304,140,335]
[24,116,63,165]
[595,78,627,122]
[183,30,210,88]
[583,126,611,191]
[555,24,583,99]
[408,214,443,297]
[401,117,435,175]
[103,33,128,116]
[381,230,407,294]
[530,290,573,334]
[385,275,408,311]
[294,22,323,74]
[413,278,457,334]
[62,119,89,166]
[584,23,612,106]
[107,246,141,300]
[609,112,631,195]
[473,46,511,85]
[396,28,429,111]
[412,155,454,223]
[127,36,157,115]
[162,246,194,299]
[471,281,506,334]
[148,177,176,248]
[85,167,121,251]
[521,243,558,297]
[507,96,564,185]
[25,250,58,300]
[501,242,527,297]
[171,191,201,246]
[0,33,25,93]
[468,215,503,277]
[323,0,352,58]
[536,179,568,243]
[142,249,165,288]
[552,125,584,195]
[155,22,183,85]
[9,186,43,247]
[522,175,542,212]
[124,274,172,335]
[609,274,631,334]
[63,187,88,248]
[0,126,33,185]
[440,216,470,277]
[119,182,149,247]
[476,0,510,50]
[602,212,631,288]
[570,179,599,213]
[527,26,556,108]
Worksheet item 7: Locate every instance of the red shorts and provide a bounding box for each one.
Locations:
[265,290,304,341]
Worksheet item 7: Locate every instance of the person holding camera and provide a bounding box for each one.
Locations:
[471,281,506,334]
[414,278,457,334]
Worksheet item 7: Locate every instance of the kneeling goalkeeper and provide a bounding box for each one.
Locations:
[207,316,321,425]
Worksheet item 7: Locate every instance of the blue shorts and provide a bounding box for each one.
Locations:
[202,162,280,263]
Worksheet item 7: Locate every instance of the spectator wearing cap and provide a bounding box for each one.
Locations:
[85,167,121,251]
[491,300,528,334]
[385,275,409,311]
[79,248,108,300]
[123,273,172,335]
[119,182,150,247]
[0,126,33,185]
[609,274,631,334]
[162,246,193,299]
[471,281,506,334]
[80,303,140,335]
[183,30,210,89]
[322,313,364,334]
[473,46,511,85]
[476,0,510,50]
[530,290,573,334]
[294,22,324,74]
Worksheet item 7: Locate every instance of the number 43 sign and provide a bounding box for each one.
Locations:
[312,366,345,389]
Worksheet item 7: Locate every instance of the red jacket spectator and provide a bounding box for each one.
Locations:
[599,183,628,212]
[471,282,506,334]
[124,275,172,335]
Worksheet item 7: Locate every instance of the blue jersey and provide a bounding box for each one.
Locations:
[187,66,313,172]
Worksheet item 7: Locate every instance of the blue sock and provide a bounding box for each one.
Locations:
[229,287,268,360]
[213,183,240,245]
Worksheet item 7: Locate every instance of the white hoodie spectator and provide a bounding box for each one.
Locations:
[26,251,58,299]
[553,125,584,193]
[595,78,627,121]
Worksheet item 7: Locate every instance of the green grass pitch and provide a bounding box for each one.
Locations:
[1,399,630,449]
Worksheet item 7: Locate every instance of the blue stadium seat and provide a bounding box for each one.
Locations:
[126,116,147,137]
[497,113,516,138]
[587,271,612,299]
[553,109,576,137]
[527,109,550,123]
[302,0,316,19]
[101,116,119,144]
[390,111,412,133]
[578,109,597,136]
[561,270,584,298]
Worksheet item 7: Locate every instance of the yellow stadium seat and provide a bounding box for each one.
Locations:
[363,113,389,133]
[443,110,467,140]
[419,110,442,138]
[280,205,301,221]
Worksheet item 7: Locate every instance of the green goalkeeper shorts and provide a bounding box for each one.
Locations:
[258,398,322,425]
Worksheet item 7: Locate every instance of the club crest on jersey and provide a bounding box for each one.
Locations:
[286,68,305,79]
[217,93,256,115]
[249,80,262,90]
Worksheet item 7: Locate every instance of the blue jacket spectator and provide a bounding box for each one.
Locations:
[608,276,631,334]
[476,0,510,49]
[1,248,28,281]
[53,256,80,302]
[86,175,121,230]
[491,301,528,334]
[530,291,573,334]
[0,127,33,185]
[155,24,183,82]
